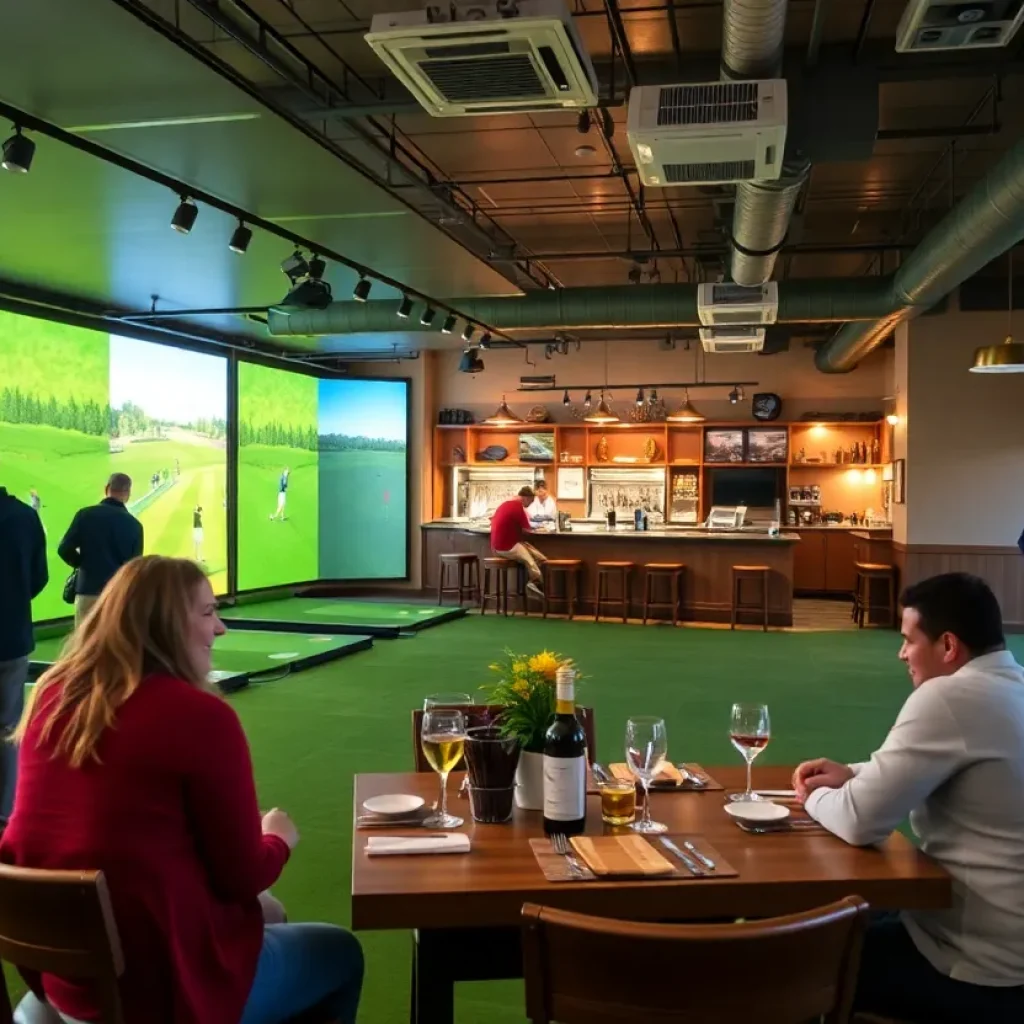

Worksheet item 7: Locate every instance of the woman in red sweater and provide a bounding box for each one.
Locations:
[0,556,363,1024]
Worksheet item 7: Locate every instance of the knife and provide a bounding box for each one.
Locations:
[682,839,716,871]
[659,836,706,875]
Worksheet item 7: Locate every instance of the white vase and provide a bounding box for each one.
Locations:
[515,750,545,810]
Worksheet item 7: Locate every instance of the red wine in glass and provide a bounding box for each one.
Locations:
[729,703,770,802]
[730,733,770,758]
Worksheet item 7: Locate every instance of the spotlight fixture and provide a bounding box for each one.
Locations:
[281,250,309,284]
[886,413,900,426]
[1,127,35,173]
[462,323,475,343]
[228,221,252,254]
[170,196,198,235]
[479,332,492,349]
[584,389,592,408]
[971,248,1024,372]
[647,265,661,285]
[458,347,485,374]
[563,389,570,405]
[574,144,597,158]
[628,264,642,285]
[649,388,658,403]
[728,386,740,404]
[636,388,645,406]
[353,275,372,302]
[397,294,413,319]
[420,306,436,327]
[577,110,592,135]
[441,314,457,335]
[307,254,327,280]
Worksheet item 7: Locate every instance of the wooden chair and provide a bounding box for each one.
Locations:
[642,563,685,625]
[731,564,770,632]
[852,563,896,629]
[593,562,633,623]
[541,560,583,620]
[0,865,125,1024]
[436,553,480,607]
[411,705,597,773]
[522,896,870,1024]
[481,557,525,616]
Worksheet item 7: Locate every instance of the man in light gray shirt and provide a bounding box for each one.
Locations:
[794,572,1024,1024]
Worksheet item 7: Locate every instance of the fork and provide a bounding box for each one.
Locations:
[550,833,586,879]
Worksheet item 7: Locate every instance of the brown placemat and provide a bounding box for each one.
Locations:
[595,763,724,792]
[530,833,738,883]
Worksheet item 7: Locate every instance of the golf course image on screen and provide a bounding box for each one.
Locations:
[109,336,228,595]
[0,311,110,622]
[237,361,319,591]
[318,378,408,579]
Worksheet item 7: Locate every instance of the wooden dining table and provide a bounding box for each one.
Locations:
[352,766,951,1024]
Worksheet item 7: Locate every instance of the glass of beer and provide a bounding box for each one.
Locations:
[598,778,637,826]
[421,709,467,829]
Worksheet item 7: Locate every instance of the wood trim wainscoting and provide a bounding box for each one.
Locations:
[893,543,1024,631]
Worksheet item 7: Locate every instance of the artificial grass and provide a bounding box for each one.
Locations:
[219,596,461,630]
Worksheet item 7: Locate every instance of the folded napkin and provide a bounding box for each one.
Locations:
[365,834,471,857]
[569,835,675,877]
[608,762,683,786]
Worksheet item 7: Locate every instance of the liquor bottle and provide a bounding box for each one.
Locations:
[543,664,587,836]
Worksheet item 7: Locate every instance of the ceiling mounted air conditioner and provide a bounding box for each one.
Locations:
[365,0,598,116]
[895,0,1024,52]
[697,282,779,327]
[626,79,787,188]
[699,326,766,354]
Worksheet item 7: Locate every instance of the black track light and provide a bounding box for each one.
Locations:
[462,323,475,343]
[2,127,35,174]
[636,388,644,406]
[353,276,372,302]
[307,254,326,280]
[282,250,308,283]
[397,295,413,319]
[479,332,492,349]
[563,390,570,406]
[728,386,740,405]
[649,388,658,404]
[458,347,485,374]
[171,197,198,235]
[441,314,457,335]
[584,389,592,408]
[628,264,642,284]
[420,306,436,327]
[228,221,252,254]
[577,110,592,135]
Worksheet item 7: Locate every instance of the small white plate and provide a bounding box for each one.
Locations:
[724,800,791,823]
[363,794,425,817]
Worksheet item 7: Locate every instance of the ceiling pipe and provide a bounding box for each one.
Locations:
[816,136,1024,373]
[721,0,810,287]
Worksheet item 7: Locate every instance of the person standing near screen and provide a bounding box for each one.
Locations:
[491,487,547,600]
[527,480,557,524]
[59,473,144,628]
[270,467,290,522]
[0,482,48,829]
[193,505,205,564]
[28,488,44,534]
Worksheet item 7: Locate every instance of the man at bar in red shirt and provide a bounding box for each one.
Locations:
[491,487,547,600]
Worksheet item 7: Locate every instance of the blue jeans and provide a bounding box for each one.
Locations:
[240,924,363,1024]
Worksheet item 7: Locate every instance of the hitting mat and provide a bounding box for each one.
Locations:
[28,628,373,693]
[218,596,467,638]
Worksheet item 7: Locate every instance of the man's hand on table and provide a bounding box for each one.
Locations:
[792,758,855,802]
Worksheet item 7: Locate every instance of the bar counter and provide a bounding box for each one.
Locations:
[422,521,800,626]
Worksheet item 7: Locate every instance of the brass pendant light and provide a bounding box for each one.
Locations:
[483,395,523,426]
[584,342,620,424]
[666,388,705,423]
[971,247,1024,373]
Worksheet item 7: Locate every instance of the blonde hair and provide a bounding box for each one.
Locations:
[15,556,214,767]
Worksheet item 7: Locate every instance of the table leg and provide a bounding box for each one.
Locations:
[412,929,455,1024]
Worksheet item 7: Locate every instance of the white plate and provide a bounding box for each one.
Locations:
[363,794,425,817]
[724,800,791,823]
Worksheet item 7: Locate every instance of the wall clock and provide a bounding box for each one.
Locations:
[752,392,782,421]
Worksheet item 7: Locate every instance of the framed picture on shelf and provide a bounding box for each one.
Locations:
[746,428,789,463]
[893,459,906,504]
[704,429,745,463]
[556,466,585,500]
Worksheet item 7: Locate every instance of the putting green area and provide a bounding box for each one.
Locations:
[219,596,466,638]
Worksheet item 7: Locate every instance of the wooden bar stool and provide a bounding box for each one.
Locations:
[594,562,634,623]
[481,557,525,616]
[731,565,770,632]
[853,562,896,629]
[642,563,685,625]
[437,553,480,607]
[542,560,583,619]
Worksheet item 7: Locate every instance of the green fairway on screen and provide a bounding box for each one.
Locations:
[237,361,319,590]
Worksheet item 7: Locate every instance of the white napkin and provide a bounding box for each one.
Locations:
[365,834,471,857]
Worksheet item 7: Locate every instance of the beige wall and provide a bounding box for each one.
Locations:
[892,322,909,546]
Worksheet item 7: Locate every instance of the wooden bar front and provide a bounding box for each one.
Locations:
[423,524,799,626]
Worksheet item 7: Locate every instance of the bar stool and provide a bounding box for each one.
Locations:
[731,565,770,632]
[481,556,525,616]
[542,560,583,619]
[594,562,634,623]
[853,562,896,629]
[437,552,480,607]
[642,563,685,626]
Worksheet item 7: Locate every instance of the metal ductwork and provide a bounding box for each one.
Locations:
[816,137,1024,373]
[268,278,905,337]
[721,0,806,287]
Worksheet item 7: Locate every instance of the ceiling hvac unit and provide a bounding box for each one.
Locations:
[626,79,787,188]
[699,327,766,354]
[895,0,1024,52]
[365,0,598,116]
[697,282,778,327]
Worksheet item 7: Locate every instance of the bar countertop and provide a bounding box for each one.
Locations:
[422,520,800,544]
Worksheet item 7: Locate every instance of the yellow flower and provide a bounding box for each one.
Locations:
[512,680,530,698]
[512,661,528,678]
[528,651,561,681]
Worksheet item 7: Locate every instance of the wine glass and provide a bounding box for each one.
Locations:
[625,716,668,834]
[424,693,474,710]
[421,709,467,829]
[729,703,770,803]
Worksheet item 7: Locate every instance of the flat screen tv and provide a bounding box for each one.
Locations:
[519,432,555,462]
[710,467,782,509]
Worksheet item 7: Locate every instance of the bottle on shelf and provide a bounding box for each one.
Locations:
[543,664,587,837]
[871,437,880,464]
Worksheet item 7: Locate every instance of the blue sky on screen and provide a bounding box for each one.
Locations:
[318,379,408,441]
[109,335,227,423]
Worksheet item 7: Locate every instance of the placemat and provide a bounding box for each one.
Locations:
[530,833,738,882]
[598,763,724,792]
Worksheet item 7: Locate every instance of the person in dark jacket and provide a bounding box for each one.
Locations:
[0,485,48,827]
[58,473,144,627]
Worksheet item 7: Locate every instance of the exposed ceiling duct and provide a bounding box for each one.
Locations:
[721,0,809,286]
[816,136,1024,373]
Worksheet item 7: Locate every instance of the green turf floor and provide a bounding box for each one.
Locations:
[220,596,461,629]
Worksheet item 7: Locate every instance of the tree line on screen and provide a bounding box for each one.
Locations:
[0,386,109,437]
[239,418,319,451]
[112,403,227,441]
[318,433,406,452]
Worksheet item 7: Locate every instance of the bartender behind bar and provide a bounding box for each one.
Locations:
[527,479,557,526]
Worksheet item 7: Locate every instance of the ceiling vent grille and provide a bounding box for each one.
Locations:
[896,0,1024,52]
[656,82,760,127]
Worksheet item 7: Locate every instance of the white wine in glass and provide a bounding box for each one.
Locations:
[421,709,466,829]
[729,703,770,802]
[625,716,668,834]
[423,693,474,710]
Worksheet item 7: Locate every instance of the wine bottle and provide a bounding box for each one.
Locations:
[542,664,587,836]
